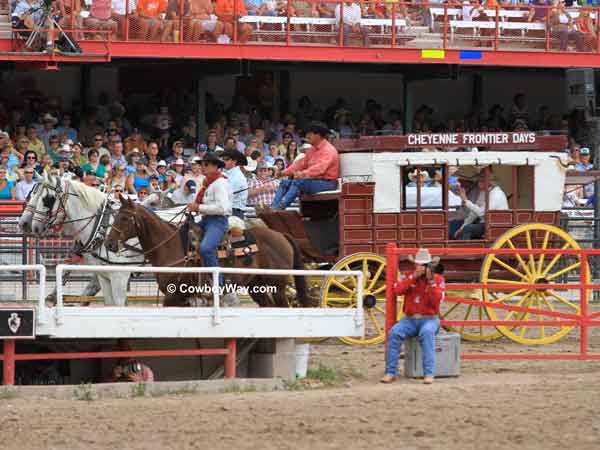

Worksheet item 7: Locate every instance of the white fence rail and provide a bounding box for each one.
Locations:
[31,264,366,339]
[0,264,47,322]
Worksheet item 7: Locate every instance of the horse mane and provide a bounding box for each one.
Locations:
[65,179,108,211]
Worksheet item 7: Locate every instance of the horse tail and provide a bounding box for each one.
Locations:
[283,233,309,307]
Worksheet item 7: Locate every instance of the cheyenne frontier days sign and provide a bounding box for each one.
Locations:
[337,133,566,152]
[407,132,537,146]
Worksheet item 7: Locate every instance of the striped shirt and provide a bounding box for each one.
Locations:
[247,177,280,207]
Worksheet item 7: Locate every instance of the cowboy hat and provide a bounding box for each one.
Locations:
[256,161,270,171]
[201,151,225,169]
[306,121,331,137]
[244,158,258,172]
[42,113,58,124]
[407,248,440,266]
[474,172,499,184]
[407,169,430,182]
[334,108,352,120]
[222,149,247,166]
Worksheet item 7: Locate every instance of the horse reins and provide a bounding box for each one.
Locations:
[111,207,189,260]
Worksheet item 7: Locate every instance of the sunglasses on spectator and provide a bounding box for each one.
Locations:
[95,138,103,142]
[114,189,123,193]
[92,183,101,187]
[27,156,37,160]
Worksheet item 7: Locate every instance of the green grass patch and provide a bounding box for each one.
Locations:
[0,387,17,400]
[73,383,96,401]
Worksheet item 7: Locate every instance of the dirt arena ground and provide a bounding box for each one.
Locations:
[2,336,600,450]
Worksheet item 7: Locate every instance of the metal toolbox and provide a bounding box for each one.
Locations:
[404,331,461,378]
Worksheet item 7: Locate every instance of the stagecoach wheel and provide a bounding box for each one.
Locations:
[320,253,402,346]
[439,288,505,342]
[480,223,589,345]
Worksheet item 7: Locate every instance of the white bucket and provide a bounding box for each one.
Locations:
[295,343,310,378]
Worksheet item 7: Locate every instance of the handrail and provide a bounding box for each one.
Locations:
[6,1,600,57]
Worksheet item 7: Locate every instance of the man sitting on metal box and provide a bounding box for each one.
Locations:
[381,248,445,385]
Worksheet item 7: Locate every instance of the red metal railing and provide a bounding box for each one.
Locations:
[385,244,600,360]
[1,339,237,385]
[0,201,25,217]
[8,1,600,56]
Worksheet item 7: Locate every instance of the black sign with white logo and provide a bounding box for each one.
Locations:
[0,309,35,339]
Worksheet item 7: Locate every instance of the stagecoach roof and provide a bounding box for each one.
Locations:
[339,151,570,214]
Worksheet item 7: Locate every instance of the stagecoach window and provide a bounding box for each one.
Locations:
[401,165,461,211]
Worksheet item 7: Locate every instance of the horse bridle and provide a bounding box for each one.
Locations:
[26,180,75,231]
[27,180,104,242]
[111,205,189,261]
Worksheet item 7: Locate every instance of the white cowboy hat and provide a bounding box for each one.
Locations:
[42,113,58,124]
[407,248,440,265]
[408,169,430,183]
[244,158,258,172]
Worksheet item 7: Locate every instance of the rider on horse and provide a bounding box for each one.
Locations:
[187,152,232,289]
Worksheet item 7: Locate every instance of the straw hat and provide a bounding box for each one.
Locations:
[407,248,440,265]
[408,169,430,183]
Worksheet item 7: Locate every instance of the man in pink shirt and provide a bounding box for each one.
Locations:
[84,0,118,40]
[270,122,339,209]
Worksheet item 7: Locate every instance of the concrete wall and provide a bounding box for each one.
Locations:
[407,75,474,123]
[481,71,566,119]
[88,66,120,105]
[289,70,404,116]
[1,67,81,110]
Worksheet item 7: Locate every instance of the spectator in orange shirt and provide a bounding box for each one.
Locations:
[214,0,253,42]
[137,0,174,41]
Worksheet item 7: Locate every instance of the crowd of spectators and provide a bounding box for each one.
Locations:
[9,0,600,52]
[0,87,594,209]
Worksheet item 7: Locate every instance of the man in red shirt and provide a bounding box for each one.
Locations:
[270,122,339,210]
[381,248,445,385]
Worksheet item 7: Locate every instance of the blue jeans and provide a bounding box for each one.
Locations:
[385,317,440,377]
[271,178,338,209]
[448,219,485,240]
[200,215,228,285]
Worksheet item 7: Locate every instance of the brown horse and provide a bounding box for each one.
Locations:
[105,196,308,308]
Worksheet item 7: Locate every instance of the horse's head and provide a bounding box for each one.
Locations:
[19,181,43,233]
[29,172,67,235]
[106,194,139,253]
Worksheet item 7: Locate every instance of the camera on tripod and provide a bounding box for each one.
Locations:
[14,0,82,54]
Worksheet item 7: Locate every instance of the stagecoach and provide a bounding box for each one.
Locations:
[258,132,594,346]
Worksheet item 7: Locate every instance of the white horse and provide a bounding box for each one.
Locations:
[20,174,148,306]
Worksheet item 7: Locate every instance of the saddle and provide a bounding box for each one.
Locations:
[217,228,259,264]
[183,217,259,266]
